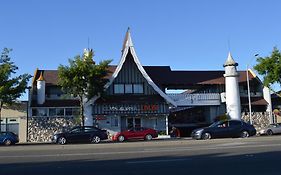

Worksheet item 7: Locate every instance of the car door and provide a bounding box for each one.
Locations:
[67,127,85,143]
[124,128,137,140]
[274,124,281,134]
[228,121,243,137]
[212,121,231,138]
[81,127,96,142]
[134,127,144,138]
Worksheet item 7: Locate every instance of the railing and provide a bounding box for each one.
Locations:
[240,92,263,97]
[168,93,221,106]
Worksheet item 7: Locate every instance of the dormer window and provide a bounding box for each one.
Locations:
[125,84,133,93]
[114,84,124,94]
[133,84,144,94]
[114,83,144,94]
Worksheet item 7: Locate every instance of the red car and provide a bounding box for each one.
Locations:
[112,127,158,142]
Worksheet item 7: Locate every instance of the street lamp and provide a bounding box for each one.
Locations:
[246,54,259,124]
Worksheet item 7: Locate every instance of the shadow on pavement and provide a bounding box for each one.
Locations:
[0,150,280,175]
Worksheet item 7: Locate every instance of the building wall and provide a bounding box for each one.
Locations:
[242,112,271,132]
[28,117,80,142]
[1,103,27,142]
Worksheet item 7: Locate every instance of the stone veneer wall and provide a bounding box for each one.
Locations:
[241,112,271,133]
[28,117,80,142]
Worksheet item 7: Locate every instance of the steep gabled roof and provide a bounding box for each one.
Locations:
[104,28,177,106]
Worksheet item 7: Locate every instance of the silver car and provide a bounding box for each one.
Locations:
[259,123,281,135]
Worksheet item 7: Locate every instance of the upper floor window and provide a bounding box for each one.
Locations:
[133,84,144,94]
[125,84,133,93]
[114,84,124,94]
[114,83,144,94]
[49,108,64,116]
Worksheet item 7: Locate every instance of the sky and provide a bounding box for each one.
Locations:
[1,0,281,100]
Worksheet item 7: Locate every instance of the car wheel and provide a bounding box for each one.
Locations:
[202,132,211,140]
[58,137,67,145]
[267,130,273,136]
[4,139,12,146]
[91,136,101,144]
[240,130,249,138]
[118,135,125,142]
[145,134,153,141]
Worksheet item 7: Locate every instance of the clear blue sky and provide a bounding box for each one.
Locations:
[1,0,281,99]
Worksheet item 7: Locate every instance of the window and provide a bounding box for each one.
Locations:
[32,109,37,116]
[65,108,73,116]
[229,121,241,127]
[72,108,80,115]
[49,108,64,116]
[114,84,124,94]
[56,108,64,116]
[125,84,133,93]
[133,84,144,94]
[49,108,56,116]
[70,127,82,133]
[84,127,98,132]
[114,83,144,94]
[38,108,47,116]
[111,117,119,127]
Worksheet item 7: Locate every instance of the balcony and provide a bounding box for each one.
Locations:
[168,93,221,106]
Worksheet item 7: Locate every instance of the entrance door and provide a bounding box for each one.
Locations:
[126,117,141,129]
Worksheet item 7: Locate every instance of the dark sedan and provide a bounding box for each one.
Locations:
[191,120,256,140]
[52,126,108,144]
[0,131,19,146]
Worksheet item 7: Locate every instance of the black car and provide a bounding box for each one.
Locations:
[52,126,108,144]
[0,131,19,146]
[191,120,256,140]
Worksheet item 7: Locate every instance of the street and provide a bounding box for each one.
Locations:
[1,136,281,175]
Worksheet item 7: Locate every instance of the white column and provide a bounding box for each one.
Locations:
[263,86,273,123]
[165,115,169,135]
[225,76,241,120]
[37,80,45,105]
[84,102,93,126]
[224,53,241,120]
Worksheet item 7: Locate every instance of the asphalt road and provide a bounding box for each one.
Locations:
[1,136,281,175]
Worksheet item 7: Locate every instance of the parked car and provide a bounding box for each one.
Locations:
[52,126,108,145]
[191,120,256,140]
[112,127,158,142]
[258,123,281,135]
[0,131,19,146]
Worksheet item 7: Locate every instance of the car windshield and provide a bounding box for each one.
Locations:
[69,127,81,133]
[209,121,222,127]
[268,124,277,127]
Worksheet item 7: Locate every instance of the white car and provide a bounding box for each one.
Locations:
[259,123,281,135]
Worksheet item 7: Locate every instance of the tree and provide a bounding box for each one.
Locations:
[0,48,31,131]
[254,47,281,97]
[58,49,111,126]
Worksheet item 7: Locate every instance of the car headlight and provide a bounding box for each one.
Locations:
[53,135,58,139]
[195,129,204,134]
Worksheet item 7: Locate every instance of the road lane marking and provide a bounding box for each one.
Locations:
[1,143,281,159]
[127,158,192,164]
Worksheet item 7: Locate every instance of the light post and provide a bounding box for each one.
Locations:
[246,54,259,124]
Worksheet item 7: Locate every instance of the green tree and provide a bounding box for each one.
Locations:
[254,47,281,97]
[0,48,31,130]
[58,49,111,126]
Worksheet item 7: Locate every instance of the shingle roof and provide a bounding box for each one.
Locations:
[240,97,268,106]
[33,67,256,87]
[30,99,80,107]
